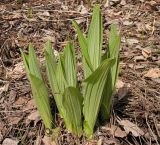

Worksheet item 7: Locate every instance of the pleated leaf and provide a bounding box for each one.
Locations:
[62,87,82,136]
[63,42,77,87]
[72,20,93,78]
[56,54,67,94]
[44,41,64,116]
[45,40,59,93]
[28,43,42,79]
[83,58,115,137]
[29,74,53,129]
[21,44,53,129]
[100,24,120,121]
[87,5,103,70]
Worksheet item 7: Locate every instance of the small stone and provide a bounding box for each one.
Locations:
[2,138,19,145]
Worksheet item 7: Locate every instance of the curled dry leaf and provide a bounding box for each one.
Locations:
[118,120,144,137]
[8,62,25,79]
[144,68,160,79]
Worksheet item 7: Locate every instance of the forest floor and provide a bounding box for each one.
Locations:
[0,0,160,145]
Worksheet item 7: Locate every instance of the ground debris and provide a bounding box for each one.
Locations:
[0,0,159,144]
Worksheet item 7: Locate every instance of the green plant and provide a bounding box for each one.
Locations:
[21,5,120,138]
[72,5,120,133]
[28,6,33,19]
[20,44,53,130]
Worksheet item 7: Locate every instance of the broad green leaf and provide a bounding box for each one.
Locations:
[45,41,64,116]
[108,24,120,88]
[83,58,115,137]
[72,20,93,78]
[28,43,42,79]
[45,41,60,94]
[29,74,53,129]
[63,42,77,87]
[62,87,82,136]
[100,24,120,122]
[87,5,103,70]
[21,44,53,129]
[56,54,67,94]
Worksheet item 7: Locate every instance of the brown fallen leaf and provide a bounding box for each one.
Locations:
[27,111,40,120]
[111,125,127,138]
[118,120,144,137]
[24,99,36,111]
[144,68,160,79]
[2,138,19,145]
[116,80,130,100]
[102,125,127,138]
[26,111,40,126]
[8,116,21,125]
[8,62,25,79]
[15,97,28,105]
[42,136,57,145]
[127,38,139,45]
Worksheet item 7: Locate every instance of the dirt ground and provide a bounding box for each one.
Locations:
[0,0,160,145]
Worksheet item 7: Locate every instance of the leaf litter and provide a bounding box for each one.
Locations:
[0,0,159,145]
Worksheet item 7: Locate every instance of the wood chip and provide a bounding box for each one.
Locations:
[142,47,152,58]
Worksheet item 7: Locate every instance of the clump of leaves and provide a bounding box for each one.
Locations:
[21,5,120,138]
[20,44,53,130]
